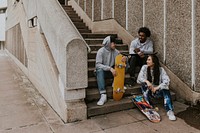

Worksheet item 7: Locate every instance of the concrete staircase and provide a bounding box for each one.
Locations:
[61,4,176,117]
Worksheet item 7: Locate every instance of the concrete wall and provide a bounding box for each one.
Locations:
[70,0,200,103]
[0,0,7,42]
[166,0,192,88]
[0,0,7,8]
[0,13,6,41]
[196,1,200,91]
[6,0,88,123]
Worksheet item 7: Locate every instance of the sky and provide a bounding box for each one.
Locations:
[0,0,7,8]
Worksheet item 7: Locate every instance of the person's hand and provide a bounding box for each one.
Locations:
[110,68,117,77]
[146,80,153,90]
[152,86,159,93]
[134,48,140,53]
[121,56,127,62]
[138,52,145,58]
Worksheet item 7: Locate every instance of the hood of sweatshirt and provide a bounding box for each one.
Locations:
[102,36,112,51]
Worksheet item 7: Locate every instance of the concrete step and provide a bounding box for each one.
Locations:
[87,74,132,88]
[89,44,128,51]
[88,77,113,88]
[87,97,134,117]
[88,59,96,68]
[85,38,104,45]
[78,29,92,33]
[65,10,77,15]
[82,33,118,39]
[87,91,176,117]
[67,13,80,18]
[88,50,129,59]
[70,17,83,22]
[73,22,87,29]
[62,5,73,10]
[85,85,141,102]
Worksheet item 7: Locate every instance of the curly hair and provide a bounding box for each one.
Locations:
[138,27,151,37]
[147,55,160,85]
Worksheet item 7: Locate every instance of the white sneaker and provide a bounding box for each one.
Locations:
[97,94,107,106]
[167,110,176,121]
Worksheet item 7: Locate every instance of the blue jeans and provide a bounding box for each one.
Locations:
[96,68,113,94]
[141,83,174,112]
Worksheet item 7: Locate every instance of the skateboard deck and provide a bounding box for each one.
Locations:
[113,54,126,101]
[132,95,161,123]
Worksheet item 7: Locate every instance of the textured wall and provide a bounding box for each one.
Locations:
[145,0,164,62]
[79,0,84,10]
[127,0,143,37]
[86,0,92,19]
[166,0,192,87]
[195,1,200,92]
[114,0,126,28]
[103,0,112,19]
[93,0,101,21]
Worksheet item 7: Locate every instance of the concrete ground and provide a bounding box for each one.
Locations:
[0,51,199,133]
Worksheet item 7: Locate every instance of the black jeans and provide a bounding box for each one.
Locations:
[128,54,148,77]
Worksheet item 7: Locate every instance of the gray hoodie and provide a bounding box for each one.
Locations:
[129,38,153,54]
[96,36,119,71]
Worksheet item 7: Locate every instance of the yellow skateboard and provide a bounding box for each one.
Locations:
[113,54,126,101]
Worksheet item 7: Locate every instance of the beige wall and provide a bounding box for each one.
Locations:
[71,0,200,101]
[166,0,192,88]
[145,0,164,62]
[93,0,101,21]
[6,0,88,123]
[196,1,200,91]
[103,0,113,20]
[114,0,126,28]
[127,0,143,37]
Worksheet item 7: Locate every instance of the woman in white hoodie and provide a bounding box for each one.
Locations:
[95,36,126,106]
[137,55,176,121]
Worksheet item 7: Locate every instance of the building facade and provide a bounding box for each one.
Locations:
[0,0,7,50]
[5,0,200,122]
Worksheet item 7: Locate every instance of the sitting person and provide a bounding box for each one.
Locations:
[137,55,176,121]
[128,27,153,84]
[95,36,126,106]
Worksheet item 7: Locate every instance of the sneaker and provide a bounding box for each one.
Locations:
[125,77,135,87]
[97,94,107,106]
[167,110,176,121]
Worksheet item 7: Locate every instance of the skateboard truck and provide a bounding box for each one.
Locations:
[114,88,125,93]
[117,64,126,68]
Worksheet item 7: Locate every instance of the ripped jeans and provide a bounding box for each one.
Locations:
[141,83,174,112]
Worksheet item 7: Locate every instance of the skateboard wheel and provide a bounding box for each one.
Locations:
[155,107,159,111]
[118,64,122,68]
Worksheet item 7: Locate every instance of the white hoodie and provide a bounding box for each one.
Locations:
[96,36,119,71]
[129,38,153,54]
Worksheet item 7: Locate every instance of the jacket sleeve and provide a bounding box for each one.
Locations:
[142,40,153,54]
[158,68,170,90]
[96,50,111,71]
[137,65,147,84]
[129,40,137,54]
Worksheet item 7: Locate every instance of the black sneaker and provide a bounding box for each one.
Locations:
[125,77,136,87]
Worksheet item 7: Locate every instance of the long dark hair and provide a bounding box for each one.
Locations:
[147,55,160,85]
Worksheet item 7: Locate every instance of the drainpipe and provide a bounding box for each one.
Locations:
[191,0,196,91]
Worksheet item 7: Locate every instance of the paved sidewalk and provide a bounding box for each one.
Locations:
[0,51,199,133]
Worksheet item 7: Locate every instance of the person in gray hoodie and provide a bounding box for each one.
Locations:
[96,36,126,106]
[128,27,153,85]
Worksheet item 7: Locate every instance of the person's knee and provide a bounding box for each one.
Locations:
[96,68,104,73]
